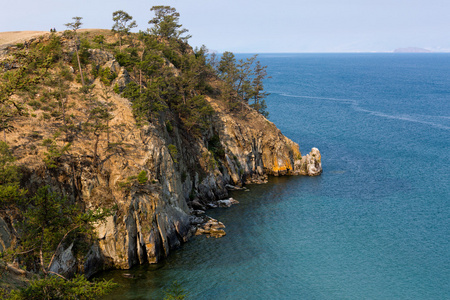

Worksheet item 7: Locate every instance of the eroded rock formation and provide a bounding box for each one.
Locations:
[0,32,322,278]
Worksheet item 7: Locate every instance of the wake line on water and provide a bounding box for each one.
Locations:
[277,93,450,131]
[278,93,355,104]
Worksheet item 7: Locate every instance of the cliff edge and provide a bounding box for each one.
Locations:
[0,30,321,278]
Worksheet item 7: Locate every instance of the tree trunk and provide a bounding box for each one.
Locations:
[93,133,100,166]
[139,70,142,94]
[75,39,85,86]
[107,119,110,146]
[40,232,48,275]
[62,99,67,139]
[139,49,145,94]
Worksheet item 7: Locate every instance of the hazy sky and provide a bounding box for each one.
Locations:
[1,0,449,52]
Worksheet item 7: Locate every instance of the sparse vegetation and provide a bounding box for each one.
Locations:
[168,144,178,163]
[137,170,148,184]
[64,17,86,86]
[0,4,272,297]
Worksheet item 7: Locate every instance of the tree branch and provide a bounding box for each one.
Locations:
[48,271,68,281]
[46,224,82,271]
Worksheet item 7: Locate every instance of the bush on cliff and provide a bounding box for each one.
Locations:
[7,275,117,300]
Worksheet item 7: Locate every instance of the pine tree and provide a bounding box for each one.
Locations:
[112,10,137,48]
[148,6,191,41]
[250,60,270,117]
[64,17,86,86]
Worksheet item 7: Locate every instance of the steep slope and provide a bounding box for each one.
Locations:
[0,31,321,277]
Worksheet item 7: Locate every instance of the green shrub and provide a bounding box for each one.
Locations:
[42,139,71,168]
[166,120,173,133]
[122,81,140,100]
[91,64,99,78]
[93,35,105,48]
[168,144,178,163]
[137,170,148,184]
[80,38,91,49]
[99,67,117,85]
[113,83,120,94]
[208,134,225,160]
[7,275,117,300]
[28,100,41,109]
[60,66,74,81]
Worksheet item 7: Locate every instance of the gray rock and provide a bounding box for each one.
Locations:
[195,217,226,238]
[88,49,114,65]
[0,217,12,252]
[49,243,77,278]
[300,147,322,176]
[190,199,206,211]
[217,198,239,207]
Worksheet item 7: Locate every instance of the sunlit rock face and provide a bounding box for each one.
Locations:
[0,32,322,276]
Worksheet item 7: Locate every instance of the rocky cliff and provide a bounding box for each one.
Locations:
[0,31,322,278]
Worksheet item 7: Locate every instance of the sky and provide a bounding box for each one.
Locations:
[1,0,449,53]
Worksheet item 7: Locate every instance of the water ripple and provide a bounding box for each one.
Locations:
[276,93,450,130]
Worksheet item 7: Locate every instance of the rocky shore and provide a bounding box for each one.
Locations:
[0,31,322,279]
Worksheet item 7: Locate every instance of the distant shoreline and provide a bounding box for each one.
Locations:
[233,51,449,54]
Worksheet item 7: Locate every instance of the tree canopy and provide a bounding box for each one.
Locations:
[148,6,191,41]
[0,4,272,297]
[112,10,137,47]
[216,53,270,116]
[64,16,83,32]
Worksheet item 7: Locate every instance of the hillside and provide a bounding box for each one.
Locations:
[0,26,321,286]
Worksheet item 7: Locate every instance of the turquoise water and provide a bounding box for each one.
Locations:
[99,54,450,299]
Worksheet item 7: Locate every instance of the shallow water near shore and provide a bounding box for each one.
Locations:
[99,53,450,299]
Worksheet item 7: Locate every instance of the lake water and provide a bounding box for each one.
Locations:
[99,53,450,299]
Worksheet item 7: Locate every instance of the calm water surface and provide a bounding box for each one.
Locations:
[99,54,450,299]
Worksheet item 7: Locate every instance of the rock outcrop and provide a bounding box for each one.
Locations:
[0,217,12,253]
[0,31,322,277]
[300,147,322,176]
[195,217,226,238]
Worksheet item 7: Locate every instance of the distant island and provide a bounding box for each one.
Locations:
[394,47,432,53]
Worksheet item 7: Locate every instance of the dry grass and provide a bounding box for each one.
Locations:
[0,31,47,47]
[0,29,112,48]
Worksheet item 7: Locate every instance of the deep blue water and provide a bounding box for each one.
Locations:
[100,54,450,299]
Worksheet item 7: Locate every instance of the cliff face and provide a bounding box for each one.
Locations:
[71,88,321,277]
[0,31,322,277]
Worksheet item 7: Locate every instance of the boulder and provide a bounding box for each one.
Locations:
[190,199,206,211]
[112,67,130,91]
[88,49,114,65]
[195,217,226,238]
[217,198,239,208]
[49,243,77,278]
[300,147,322,176]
